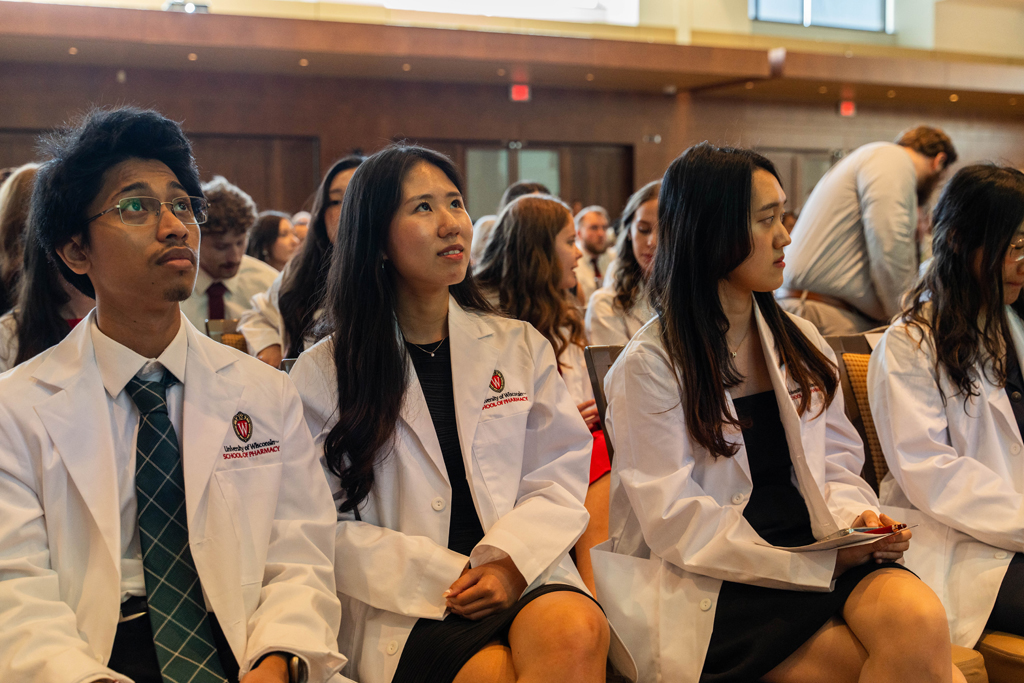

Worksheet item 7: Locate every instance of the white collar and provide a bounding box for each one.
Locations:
[90,312,189,399]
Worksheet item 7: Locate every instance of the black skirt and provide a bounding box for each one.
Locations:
[700,560,912,682]
[391,584,598,683]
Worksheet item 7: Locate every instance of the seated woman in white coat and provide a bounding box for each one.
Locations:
[474,194,611,596]
[289,145,615,683]
[584,180,659,346]
[869,163,1024,647]
[239,155,362,368]
[594,142,960,683]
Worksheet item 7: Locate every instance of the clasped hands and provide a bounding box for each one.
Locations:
[444,555,528,620]
[832,510,912,579]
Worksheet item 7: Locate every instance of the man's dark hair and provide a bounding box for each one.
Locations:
[31,107,202,298]
[895,125,959,170]
[200,176,258,236]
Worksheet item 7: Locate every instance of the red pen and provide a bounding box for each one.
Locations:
[851,523,908,535]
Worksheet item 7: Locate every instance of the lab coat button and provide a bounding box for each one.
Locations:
[731,493,744,505]
[699,598,713,611]
[1012,392,1023,403]
[431,497,446,511]
[386,640,399,655]
[995,551,1009,560]
[1012,444,1022,455]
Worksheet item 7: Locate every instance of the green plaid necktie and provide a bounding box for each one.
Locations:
[128,371,227,683]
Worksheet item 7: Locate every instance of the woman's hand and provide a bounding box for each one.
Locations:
[577,399,600,429]
[256,344,283,369]
[444,556,527,620]
[833,510,912,579]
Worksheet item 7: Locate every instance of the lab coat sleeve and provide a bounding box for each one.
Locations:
[816,335,881,521]
[869,326,1024,551]
[612,346,836,591]
[585,289,629,347]
[0,402,120,683]
[289,349,469,620]
[241,374,347,683]
[469,332,592,588]
[857,149,919,319]
[239,274,285,356]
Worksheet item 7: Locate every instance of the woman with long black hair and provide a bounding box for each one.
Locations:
[0,227,94,371]
[870,164,1024,649]
[239,155,362,367]
[593,142,960,683]
[289,145,619,683]
[585,180,659,346]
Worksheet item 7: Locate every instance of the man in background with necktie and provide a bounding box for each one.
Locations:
[572,205,614,307]
[179,176,277,334]
[0,107,347,683]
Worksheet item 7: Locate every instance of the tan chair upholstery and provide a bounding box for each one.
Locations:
[205,318,247,353]
[584,345,625,460]
[827,332,991,683]
[976,631,1024,683]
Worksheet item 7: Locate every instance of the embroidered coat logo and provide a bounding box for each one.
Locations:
[232,412,253,443]
[490,370,505,393]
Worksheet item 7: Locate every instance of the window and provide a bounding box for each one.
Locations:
[748,0,893,34]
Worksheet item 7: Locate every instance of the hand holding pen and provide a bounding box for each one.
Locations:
[833,510,912,578]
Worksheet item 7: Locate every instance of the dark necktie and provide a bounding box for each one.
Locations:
[207,282,227,321]
[591,257,602,289]
[127,371,227,683]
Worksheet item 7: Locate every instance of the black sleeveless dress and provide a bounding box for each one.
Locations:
[391,339,595,683]
[699,391,909,683]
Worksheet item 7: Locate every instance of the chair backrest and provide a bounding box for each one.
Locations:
[280,358,298,374]
[205,318,247,353]
[584,344,625,458]
[825,331,888,493]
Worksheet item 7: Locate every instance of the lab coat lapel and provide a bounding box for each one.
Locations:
[398,325,449,484]
[755,301,841,538]
[181,324,244,530]
[992,307,1024,443]
[448,298,499,484]
[32,317,122,573]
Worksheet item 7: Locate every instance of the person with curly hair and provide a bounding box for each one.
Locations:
[585,180,659,346]
[179,175,278,331]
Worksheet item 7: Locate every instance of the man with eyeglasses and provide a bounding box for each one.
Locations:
[0,107,347,683]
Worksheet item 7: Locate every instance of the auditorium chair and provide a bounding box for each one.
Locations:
[205,318,247,353]
[827,331,1009,683]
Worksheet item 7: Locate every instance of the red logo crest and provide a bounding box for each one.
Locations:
[490,370,504,393]
[233,412,253,443]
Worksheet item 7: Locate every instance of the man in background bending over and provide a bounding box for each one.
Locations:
[778,125,957,335]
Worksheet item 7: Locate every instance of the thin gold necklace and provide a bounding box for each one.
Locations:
[407,337,447,358]
[729,324,751,359]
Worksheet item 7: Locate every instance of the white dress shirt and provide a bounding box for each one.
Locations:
[782,142,918,321]
[574,249,616,308]
[180,255,278,332]
[90,317,188,603]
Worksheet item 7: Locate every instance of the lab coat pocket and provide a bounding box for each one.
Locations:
[473,412,529,513]
[213,462,283,585]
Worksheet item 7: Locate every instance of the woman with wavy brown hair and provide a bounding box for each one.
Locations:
[585,180,659,346]
[0,163,41,313]
[475,194,611,595]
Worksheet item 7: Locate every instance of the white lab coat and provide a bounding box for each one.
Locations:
[290,298,636,683]
[592,302,878,683]
[868,308,1024,647]
[584,287,654,347]
[0,312,347,683]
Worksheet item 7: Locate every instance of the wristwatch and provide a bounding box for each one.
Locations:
[255,651,308,683]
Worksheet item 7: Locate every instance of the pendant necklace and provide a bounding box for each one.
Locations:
[408,338,447,357]
[729,324,751,359]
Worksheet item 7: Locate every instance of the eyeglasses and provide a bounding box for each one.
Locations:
[1008,235,1024,263]
[87,196,208,226]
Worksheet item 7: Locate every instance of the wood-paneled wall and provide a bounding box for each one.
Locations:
[3,61,1024,217]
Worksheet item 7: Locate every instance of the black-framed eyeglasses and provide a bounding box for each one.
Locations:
[87,196,208,226]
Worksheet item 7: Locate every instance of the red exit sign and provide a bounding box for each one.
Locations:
[510,84,531,102]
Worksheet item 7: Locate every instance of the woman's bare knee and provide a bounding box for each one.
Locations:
[453,641,516,683]
[508,592,610,679]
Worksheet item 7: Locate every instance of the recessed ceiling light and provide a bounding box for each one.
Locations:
[586,73,595,81]
[68,47,78,55]
[745,81,754,90]
[497,68,506,76]
[188,53,198,61]
[949,93,959,102]
[1011,98,1018,106]
[887,89,896,98]
[817,86,827,94]
[402,63,411,72]
[299,58,309,67]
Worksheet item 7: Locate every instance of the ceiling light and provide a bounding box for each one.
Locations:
[299,58,309,67]
[586,73,595,81]
[817,86,827,94]
[949,93,959,102]
[188,53,198,61]
[68,47,78,55]
[887,90,896,98]
[402,63,411,72]
[497,68,506,76]
[745,81,754,90]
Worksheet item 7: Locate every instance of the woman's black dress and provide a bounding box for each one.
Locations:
[699,390,909,683]
[392,339,595,683]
